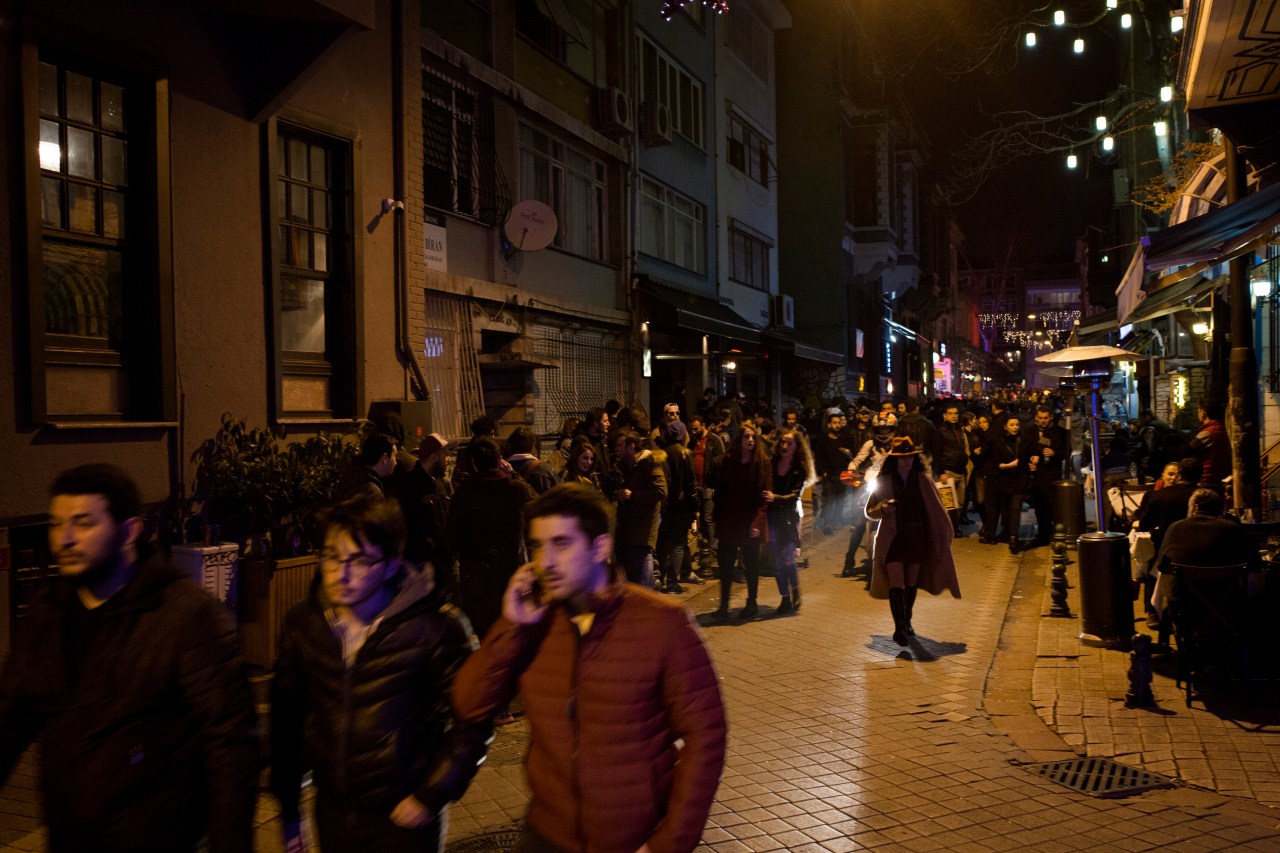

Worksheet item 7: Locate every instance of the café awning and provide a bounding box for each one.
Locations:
[642,281,762,344]
[1142,180,1280,271]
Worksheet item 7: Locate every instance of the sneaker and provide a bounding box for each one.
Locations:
[680,574,704,585]
[739,601,759,619]
[665,581,685,594]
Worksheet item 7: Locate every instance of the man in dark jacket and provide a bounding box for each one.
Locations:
[1150,488,1263,618]
[0,464,258,853]
[610,429,668,588]
[931,402,971,537]
[271,495,492,853]
[895,398,935,454]
[655,423,698,593]
[810,411,854,534]
[1133,457,1200,627]
[398,433,454,592]
[453,484,726,853]
[688,414,725,574]
[1018,406,1070,548]
[337,432,398,500]
[447,438,537,638]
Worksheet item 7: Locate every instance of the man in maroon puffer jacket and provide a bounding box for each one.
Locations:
[453,484,727,853]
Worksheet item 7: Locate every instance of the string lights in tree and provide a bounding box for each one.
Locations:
[661,0,729,21]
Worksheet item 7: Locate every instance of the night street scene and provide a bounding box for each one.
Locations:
[3,0,1280,851]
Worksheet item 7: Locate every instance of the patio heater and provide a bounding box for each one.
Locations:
[1037,345,1138,648]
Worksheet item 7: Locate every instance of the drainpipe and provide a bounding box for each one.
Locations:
[392,0,429,401]
[1223,136,1260,518]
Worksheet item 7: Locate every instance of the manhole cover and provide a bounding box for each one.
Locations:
[486,721,529,766]
[1028,757,1175,797]
[448,829,523,852]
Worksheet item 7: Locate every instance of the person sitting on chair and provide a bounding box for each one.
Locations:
[1149,488,1263,618]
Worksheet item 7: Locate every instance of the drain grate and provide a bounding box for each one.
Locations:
[485,721,530,766]
[448,830,523,852]
[1028,757,1175,798]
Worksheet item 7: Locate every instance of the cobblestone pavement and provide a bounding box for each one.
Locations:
[3,520,1279,851]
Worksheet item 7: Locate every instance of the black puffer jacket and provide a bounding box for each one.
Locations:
[270,571,492,823]
[0,554,258,853]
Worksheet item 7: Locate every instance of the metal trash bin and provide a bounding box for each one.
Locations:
[1052,479,1087,543]
[1077,531,1132,649]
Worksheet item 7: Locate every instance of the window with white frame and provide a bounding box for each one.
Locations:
[726,112,770,186]
[637,35,704,147]
[639,176,705,273]
[728,224,770,292]
[518,124,607,261]
[725,4,770,82]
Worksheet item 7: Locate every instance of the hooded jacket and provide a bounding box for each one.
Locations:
[612,448,668,549]
[270,570,492,824]
[0,554,258,853]
[452,582,727,853]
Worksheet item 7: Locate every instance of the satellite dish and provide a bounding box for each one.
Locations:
[503,200,558,254]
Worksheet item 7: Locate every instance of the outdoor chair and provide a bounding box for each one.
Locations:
[1166,562,1253,708]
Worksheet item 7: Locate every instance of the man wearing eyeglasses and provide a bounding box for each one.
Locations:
[271,495,492,853]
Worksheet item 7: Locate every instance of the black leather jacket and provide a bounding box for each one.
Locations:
[270,571,492,823]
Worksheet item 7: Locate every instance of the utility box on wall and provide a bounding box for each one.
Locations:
[368,400,434,449]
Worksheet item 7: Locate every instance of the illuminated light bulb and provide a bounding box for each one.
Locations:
[1101,255,1110,263]
[1160,85,1173,102]
[1054,10,1066,25]
[1103,135,1115,151]
[1107,0,1117,7]
[1026,32,1037,47]
[1172,14,1184,33]
[1154,121,1168,137]
[1074,38,1085,53]
[1121,12,1132,28]
[1254,280,1273,298]
[1095,116,1107,130]
[1192,322,1209,336]
[1067,154,1078,169]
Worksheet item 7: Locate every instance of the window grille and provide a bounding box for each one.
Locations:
[530,326,631,434]
[423,294,484,436]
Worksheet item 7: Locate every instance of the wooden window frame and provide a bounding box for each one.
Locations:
[264,111,364,422]
[19,21,175,426]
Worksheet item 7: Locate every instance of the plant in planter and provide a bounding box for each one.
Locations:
[190,414,360,556]
[189,414,360,666]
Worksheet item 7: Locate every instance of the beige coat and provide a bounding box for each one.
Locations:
[865,467,962,600]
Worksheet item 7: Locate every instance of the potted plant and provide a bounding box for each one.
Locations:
[189,414,359,665]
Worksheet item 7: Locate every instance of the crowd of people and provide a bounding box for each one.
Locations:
[0,386,1239,852]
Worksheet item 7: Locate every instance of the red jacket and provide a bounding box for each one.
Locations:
[452,583,726,853]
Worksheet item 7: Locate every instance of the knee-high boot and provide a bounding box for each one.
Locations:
[903,585,918,636]
[888,588,909,646]
[716,558,732,618]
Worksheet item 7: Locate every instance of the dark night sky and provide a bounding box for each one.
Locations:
[881,2,1123,268]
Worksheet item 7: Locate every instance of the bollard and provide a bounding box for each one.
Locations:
[1049,524,1071,618]
[1125,633,1156,707]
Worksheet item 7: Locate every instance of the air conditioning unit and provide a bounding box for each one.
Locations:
[774,294,795,329]
[596,87,633,136]
[638,101,671,146]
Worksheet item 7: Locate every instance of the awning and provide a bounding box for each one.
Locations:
[1128,274,1217,323]
[1077,306,1119,337]
[643,282,762,344]
[792,341,845,366]
[1142,180,1280,271]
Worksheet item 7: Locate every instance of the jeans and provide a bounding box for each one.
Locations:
[696,487,717,555]
[617,544,655,588]
[655,511,694,585]
[770,538,799,600]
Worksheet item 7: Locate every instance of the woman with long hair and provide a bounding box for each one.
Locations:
[766,428,815,613]
[711,424,771,620]
[866,436,961,646]
[558,437,602,491]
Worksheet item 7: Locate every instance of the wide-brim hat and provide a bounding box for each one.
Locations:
[886,435,923,456]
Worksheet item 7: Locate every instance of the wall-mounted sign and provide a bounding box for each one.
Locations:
[425,211,448,272]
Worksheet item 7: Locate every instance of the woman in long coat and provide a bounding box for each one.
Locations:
[866,435,961,646]
[711,424,770,620]
[766,428,816,613]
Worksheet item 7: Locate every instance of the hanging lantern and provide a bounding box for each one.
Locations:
[1025,32,1037,47]
[1095,116,1107,131]
[1121,13,1132,28]
[1102,136,1115,151]
[1073,38,1085,53]
[1067,153,1078,169]
[1160,85,1173,102]
[1054,10,1066,25]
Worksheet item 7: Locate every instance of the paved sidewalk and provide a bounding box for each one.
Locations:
[3,524,1279,851]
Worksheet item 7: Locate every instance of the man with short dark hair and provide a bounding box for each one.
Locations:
[1149,488,1263,618]
[272,495,492,853]
[688,414,725,574]
[1188,397,1230,492]
[0,464,258,852]
[452,416,499,486]
[576,407,612,470]
[810,411,854,534]
[453,484,726,853]
[1018,405,1070,548]
[932,403,971,537]
[339,432,399,500]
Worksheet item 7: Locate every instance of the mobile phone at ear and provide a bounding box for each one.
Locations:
[520,577,545,606]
